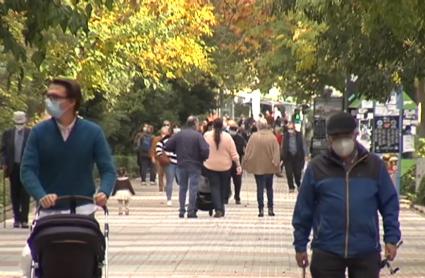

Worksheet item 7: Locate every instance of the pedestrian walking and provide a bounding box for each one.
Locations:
[155,126,178,206]
[274,126,283,146]
[165,116,209,218]
[137,125,156,185]
[203,118,241,217]
[292,111,401,278]
[281,122,306,192]
[227,120,246,205]
[19,79,116,276]
[242,118,280,217]
[21,78,116,209]
[112,167,136,215]
[151,127,166,191]
[0,111,31,228]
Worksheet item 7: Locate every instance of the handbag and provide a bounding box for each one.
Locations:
[157,151,170,167]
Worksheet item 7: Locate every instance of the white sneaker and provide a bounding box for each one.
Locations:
[150,181,156,186]
[167,200,172,206]
[141,181,147,186]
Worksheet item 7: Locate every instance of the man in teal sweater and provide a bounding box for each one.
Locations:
[20,78,116,209]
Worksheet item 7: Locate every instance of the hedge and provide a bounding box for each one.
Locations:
[114,155,139,178]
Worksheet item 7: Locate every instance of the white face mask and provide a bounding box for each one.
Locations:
[331,138,355,158]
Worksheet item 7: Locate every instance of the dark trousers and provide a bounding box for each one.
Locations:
[284,154,302,190]
[206,169,230,214]
[139,157,156,182]
[310,249,381,278]
[9,163,30,223]
[229,163,242,201]
[254,174,274,209]
[225,163,242,202]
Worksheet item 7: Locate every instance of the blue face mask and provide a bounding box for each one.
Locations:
[45,98,65,119]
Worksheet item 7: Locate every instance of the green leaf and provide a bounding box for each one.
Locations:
[85,3,93,16]
[105,0,114,10]
[31,50,46,67]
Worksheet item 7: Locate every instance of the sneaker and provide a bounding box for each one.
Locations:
[21,223,29,229]
[167,200,172,206]
[150,181,156,186]
[235,199,241,205]
[13,222,20,228]
[179,212,185,218]
[187,213,198,218]
[141,181,147,186]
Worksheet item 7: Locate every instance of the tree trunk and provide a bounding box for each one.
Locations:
[416,78,425,137]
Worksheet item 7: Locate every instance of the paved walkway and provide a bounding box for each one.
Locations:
[0,175,424,277]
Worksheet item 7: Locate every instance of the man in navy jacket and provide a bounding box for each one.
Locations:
[165,116,209,218]
[292,112,401,278]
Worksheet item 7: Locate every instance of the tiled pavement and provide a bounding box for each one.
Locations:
[0,175,425,277]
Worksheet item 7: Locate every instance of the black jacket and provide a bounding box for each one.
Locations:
[231,133,246,162]
[1,127,31,176]
[281,131,305,167]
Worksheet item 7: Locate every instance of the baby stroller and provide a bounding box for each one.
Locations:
[196,175,214,216]
[27,195,109,278]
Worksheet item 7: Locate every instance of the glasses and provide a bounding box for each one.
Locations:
[45,93,69,101]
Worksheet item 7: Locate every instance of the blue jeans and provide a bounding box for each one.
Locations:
[165,164,177,201]
[254,174,274,209]
[205,169,230,214]
[177,167,200,214]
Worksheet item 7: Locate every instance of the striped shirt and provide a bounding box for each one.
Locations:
[156,136,177,164]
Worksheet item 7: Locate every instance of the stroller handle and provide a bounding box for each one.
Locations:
[36,195,109,215]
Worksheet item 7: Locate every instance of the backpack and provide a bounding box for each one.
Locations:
[138,135,152,156]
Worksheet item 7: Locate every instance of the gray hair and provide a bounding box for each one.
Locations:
[257,118,269,130]
[186,115,198,128]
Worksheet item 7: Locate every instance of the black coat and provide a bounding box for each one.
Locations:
[231,133,246,162]
[281,131,305,169]
[1,127,31,176]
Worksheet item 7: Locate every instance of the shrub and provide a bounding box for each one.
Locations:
[114,155,139,178]
[400,165,416,196]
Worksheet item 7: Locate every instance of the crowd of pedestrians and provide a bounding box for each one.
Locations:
[133,111,300,218]
[0,78,402,277]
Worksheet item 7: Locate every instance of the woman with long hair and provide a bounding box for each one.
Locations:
[203,118,241,217]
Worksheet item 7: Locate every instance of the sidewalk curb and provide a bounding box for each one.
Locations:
[412,204,425,214]
[400,196,425,215]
